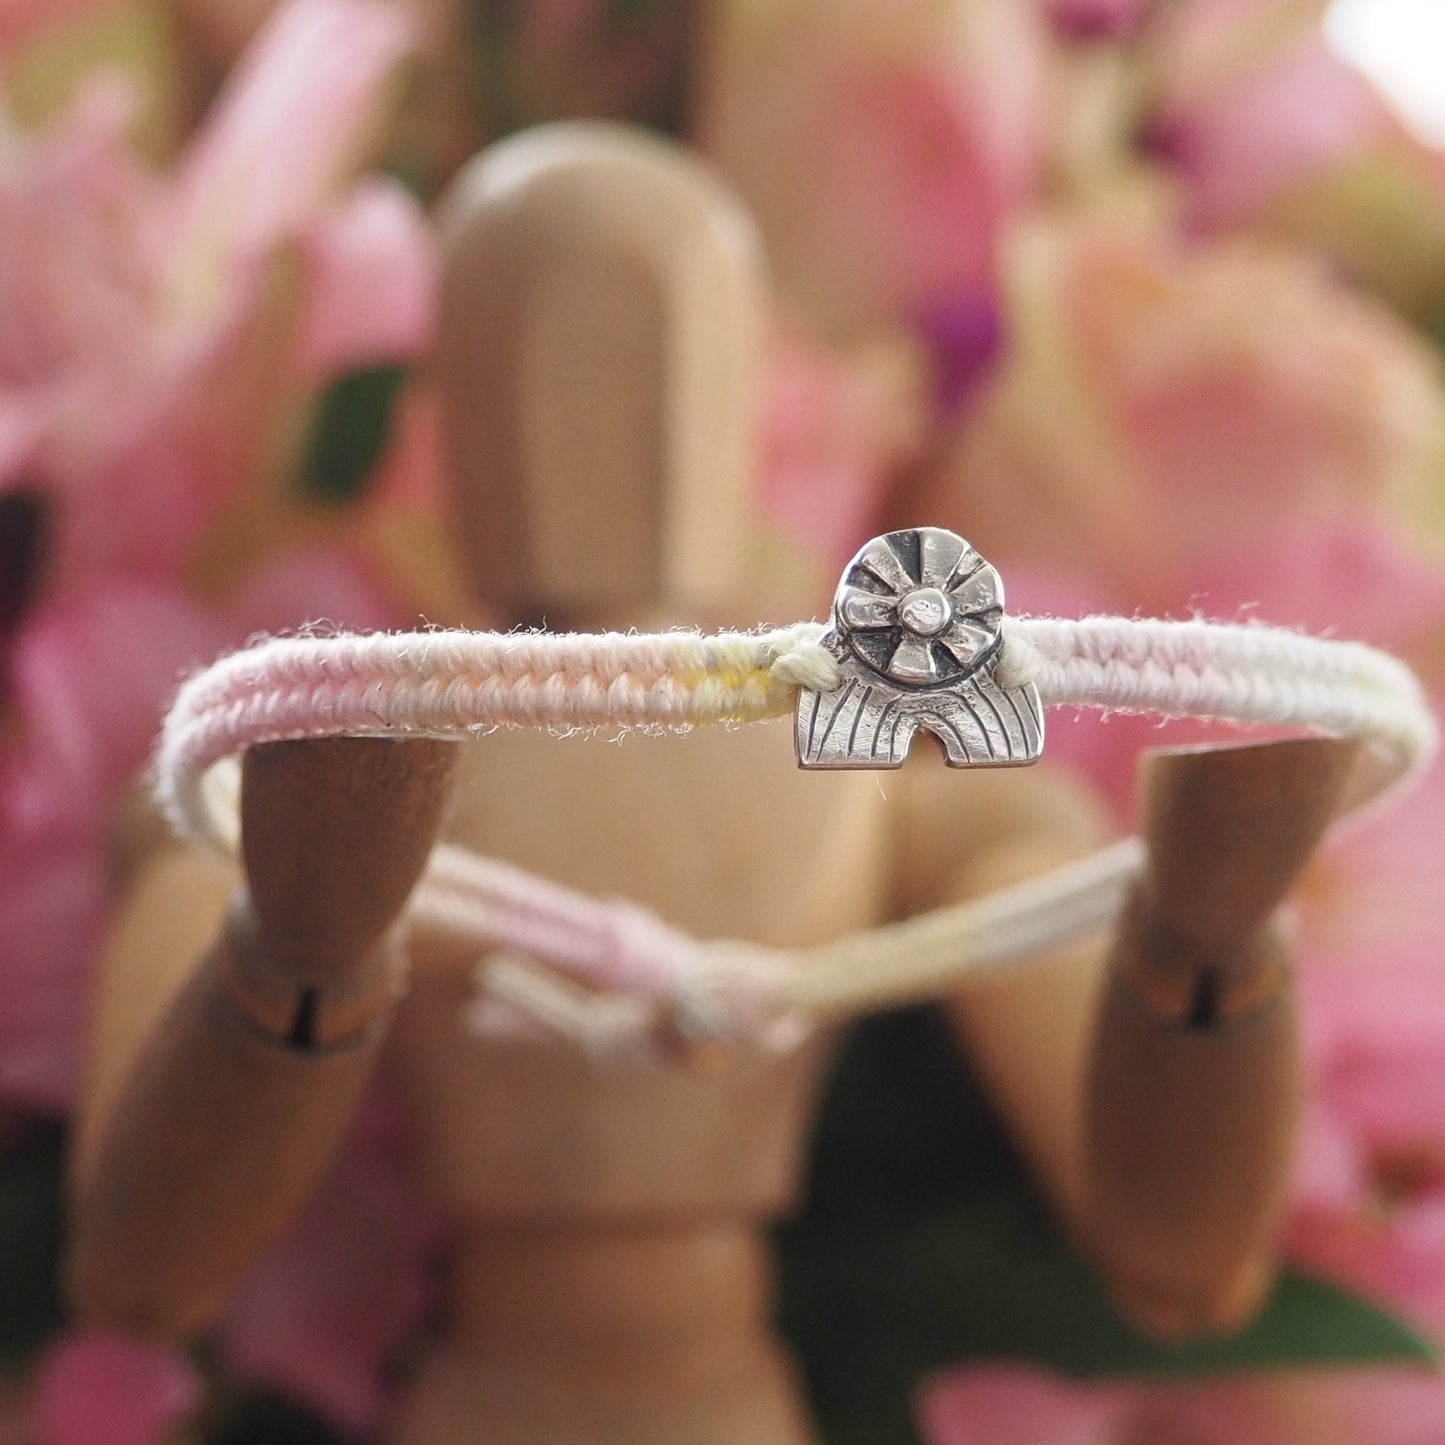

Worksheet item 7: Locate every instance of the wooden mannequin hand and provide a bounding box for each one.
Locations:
[68,737,455,1336]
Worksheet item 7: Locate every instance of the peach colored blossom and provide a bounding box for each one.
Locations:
[700,0,1049,340]
[0,0,113,54]
[918,214,1445,615]
[1145,0,1386,229]
[1141,0,1445,318]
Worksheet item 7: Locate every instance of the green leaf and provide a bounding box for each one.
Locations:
[297,365,409,505]
[778,1194,1437,1445]
[0,1127,67,1364]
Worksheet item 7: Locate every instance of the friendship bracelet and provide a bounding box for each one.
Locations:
[152,527,1437,1049]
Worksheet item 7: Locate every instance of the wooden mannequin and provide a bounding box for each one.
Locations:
[70,122,1331,1441]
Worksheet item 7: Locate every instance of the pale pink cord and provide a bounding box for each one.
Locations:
[1001,615,1435,809]
[154,614,1437,852]
[416,845,696,996]
[155,624,820,849]
[420,838,1146,1054]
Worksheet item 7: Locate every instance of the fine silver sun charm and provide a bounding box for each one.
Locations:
[795,527,1044,770]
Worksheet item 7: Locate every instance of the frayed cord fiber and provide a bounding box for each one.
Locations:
[1008,615,1437,814]
[154,624,828,849]
[154,614,1436,854]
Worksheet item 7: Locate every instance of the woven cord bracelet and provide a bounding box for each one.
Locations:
[153,528,1437,1051]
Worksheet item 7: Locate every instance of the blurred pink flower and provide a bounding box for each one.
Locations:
[1145,0,1386,229]
[30,1330,201,1445]
[0,0,113,54]
[0,839,105,1110]
[6,580,226,836]
[168,0,412,299]
[700,0,1048,342]
[1046,0,1148,43]
[0,0,430,1116]
[0,548,400,1112]
[755,320,928,570]
[219,1089,443,1432]
[294,178,437,378]
[0,0,425,587]
[0,574,228,1109]
[1279,746,1445,1338]
[919,215,1445,613]
[1141,0,1445,318]
[918,1361,1445,1445]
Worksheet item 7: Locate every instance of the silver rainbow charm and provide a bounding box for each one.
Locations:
[795,527,1044,770]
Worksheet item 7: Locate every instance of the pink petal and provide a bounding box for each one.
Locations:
[7,580,229,834]
[295,178,437,378]
[0,837,105,1111]
[1302,1371,1445,1445]
[1136,1370,1445,1445]
[1287,1197,1445,1339]
[1193,524,1445,649]
[220,1092,441,1431]
[0,0,116,53]
[1150,5,1388,227]
[169,0,414,290]
[701,0,1046,335]
[226,543,407,636]
[1291,1097,1369,1212]
[1306,752,1445,968]
[0,75,160,405]
[918,1364,1136,1445]
[31,1330,202,1445]
[923,1364,1445,1445]
[1046,0,1147,41]
[754,322,927,568]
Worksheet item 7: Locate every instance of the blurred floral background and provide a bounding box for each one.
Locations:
[3,0,1445,1441]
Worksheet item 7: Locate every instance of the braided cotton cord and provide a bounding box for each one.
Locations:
[418,844,698,997]
[156,624,822,850]
[156,614,1436,850]
[1000,616,1434,813]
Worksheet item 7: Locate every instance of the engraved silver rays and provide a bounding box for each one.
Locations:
[795,527,1044,770]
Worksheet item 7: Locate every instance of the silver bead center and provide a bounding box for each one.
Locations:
[897,587,952,638]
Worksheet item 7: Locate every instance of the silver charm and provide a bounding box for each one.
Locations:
[795,527,1044,770]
